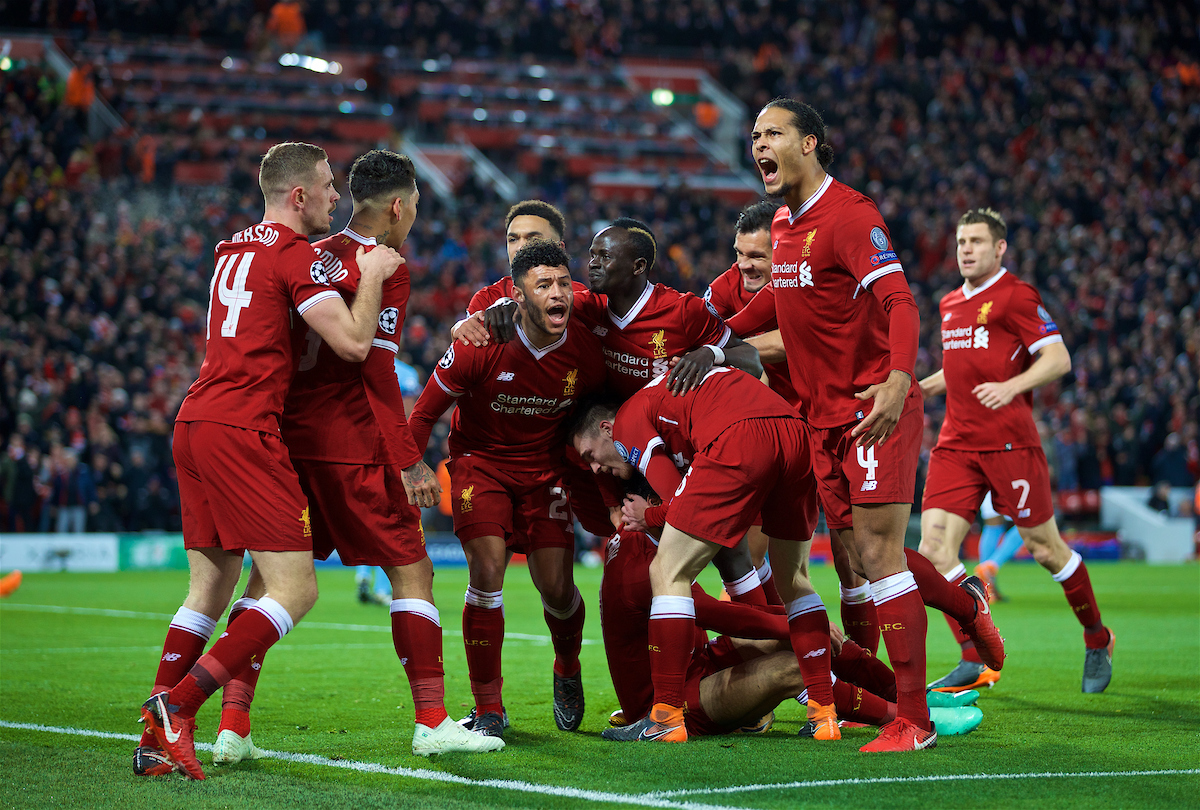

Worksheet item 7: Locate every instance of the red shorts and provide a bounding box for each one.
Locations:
[293,460,428,567]
[668,417,818,547]
[922,445,1054,526]
[809,389,923,531]
[174,421,310,553]
[447,455,574,554]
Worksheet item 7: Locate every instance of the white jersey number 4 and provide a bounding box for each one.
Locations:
[208,252,256,339]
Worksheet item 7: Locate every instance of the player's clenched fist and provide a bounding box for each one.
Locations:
[356,244,405,278]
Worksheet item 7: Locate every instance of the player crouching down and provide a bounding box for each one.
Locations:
[569,367,850,743]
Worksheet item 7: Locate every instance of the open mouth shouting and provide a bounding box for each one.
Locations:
[758,156,780,187]
[545,301,569,328]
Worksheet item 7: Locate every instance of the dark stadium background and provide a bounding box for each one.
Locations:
[0,0,1196,542]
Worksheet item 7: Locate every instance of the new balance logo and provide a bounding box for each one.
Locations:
[161,653,182,662]
[593,326,609,337]
[803,648,828,659]
[1018,508,1030,518]
[496,372,515,381]
[861,481,878,492]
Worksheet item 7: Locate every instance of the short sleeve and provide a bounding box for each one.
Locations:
[703,266,740,318]
[835,201,905,289]
[467,279,509,315]
[681,293,732,349]
[282,240,341,315]
[428,340,482,396]
[612,395,665,476]
[372,274,409,355]
[1009,284,1063,354]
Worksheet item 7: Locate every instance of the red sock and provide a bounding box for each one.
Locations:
[141,609,215,746]
[905,549,976,624]
[392,599,449,728]
[936,566,982,663]
[840,589,880,655]
[833,678,895,727]
[832,638,896,702]
[648,596,695,709]
[759,571,784,606]
[724,569,768,607]
[463,595,505,716]
[168,601,289,718]
[873,572,930,731]
[543,589,585,678]
[786,595,835,706]
[219,604,265,736]
[1054,554,1106,644]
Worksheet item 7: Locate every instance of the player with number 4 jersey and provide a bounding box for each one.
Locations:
[919,208,1112,695]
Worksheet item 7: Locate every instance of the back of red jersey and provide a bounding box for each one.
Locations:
[574,282,732,400]
[935,269,1063,451]
[427,323,608,468]
[282,228,411,463]
[771,177,914,427]
[613,366,796,477]
[177,222,341,433]
[705,266,798,407]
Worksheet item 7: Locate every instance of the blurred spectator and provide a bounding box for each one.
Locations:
[48,447,98,533]
[1147,481,1172,515]
[266,0,307,51]
[1152,434,1195,488]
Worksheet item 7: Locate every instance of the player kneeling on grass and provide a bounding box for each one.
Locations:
[569,367,847,744]
[599,528,984,740]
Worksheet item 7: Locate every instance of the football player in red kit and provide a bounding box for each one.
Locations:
[919,208,1113,694]
[409,240,607,738]
[209,150,502,761]
[749,99,1001,752]
[136,143,403,779]
[709,202,877,637]
[569,367,841,743]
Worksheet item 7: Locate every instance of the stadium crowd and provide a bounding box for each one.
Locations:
[1,0,1197,532]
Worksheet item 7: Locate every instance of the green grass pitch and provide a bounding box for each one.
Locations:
[1,561,1197,809]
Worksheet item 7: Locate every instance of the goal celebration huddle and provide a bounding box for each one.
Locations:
[135,98,1113,779]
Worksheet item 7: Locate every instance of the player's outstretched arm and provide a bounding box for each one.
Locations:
[667,335,762,395]
[302,245,402,362]
[746,330,785,364]
[973,341,1071,410]
[919,368,946,398]
[407,374,459,454]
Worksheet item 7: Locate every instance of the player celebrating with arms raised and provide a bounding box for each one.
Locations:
[918,208,1113,693]
[135,143,403,779]
[750,99,1001,752]
[409,240,607,739]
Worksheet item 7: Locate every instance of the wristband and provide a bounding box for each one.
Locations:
[704,344,726,365]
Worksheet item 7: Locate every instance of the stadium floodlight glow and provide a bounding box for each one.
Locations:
[338,100,354,114]
[380,104,394,115]
[278,53,342,74]
[0,57,11,71]
[651,88,675,106]
[528,65,546,78]
[354,78,367,91]
[537,135,556,148]
[473,108,488,121]
[422,59,439,72]
[511,110,527,123]
[537,88,554,101]
[220,57,234,70]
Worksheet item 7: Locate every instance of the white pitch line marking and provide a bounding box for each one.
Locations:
[645,769,1200,798]
[0,721,747,810]
[0,604,592,645]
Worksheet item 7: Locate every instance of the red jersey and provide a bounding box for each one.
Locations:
[613,367,796,485]
[465,276,590,315]
[771,175,917,428]
[934,268,1064,452]
[177,221,341,434]
[705,265,798,406]
[574,282,732,400]
[409,323,607,469]
[281,228,422,467]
